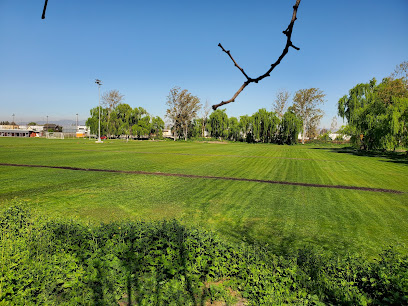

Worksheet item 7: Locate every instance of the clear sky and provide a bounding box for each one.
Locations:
[0,0,407,128]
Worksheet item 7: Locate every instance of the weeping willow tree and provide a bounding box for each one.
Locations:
[251,109,280,143]
[278,110,303,145]
[338,78,408,151]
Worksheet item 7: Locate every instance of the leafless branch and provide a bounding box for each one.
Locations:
[42,0,48,19]
[212,0,302,110]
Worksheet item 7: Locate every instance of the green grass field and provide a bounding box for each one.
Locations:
[1,137,407,256]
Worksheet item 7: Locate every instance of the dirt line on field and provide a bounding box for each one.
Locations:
[1,162,404,194]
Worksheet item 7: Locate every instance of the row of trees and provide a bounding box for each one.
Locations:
[338,62,408,151]
[86,90,164,139]
[88,85,325,144]
[165,86,326,144]
[203,108,303,144]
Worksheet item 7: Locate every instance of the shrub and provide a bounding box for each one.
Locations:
[1,204,407,304]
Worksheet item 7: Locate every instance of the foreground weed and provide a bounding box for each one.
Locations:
[1,204,407,305]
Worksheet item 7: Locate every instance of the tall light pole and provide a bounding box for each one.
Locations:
[12,114,15,125]
[95,79,103,143]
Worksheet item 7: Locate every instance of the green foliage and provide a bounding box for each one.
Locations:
[209,109,229,139]
[188,118,204,138]
[208,108,302,144]
[251,108,280,143]
[318,132,331,142]
[86,104,164,139]
[278,110,303,144]
[228,117,240,141]
[150,116,165,139]
[1,204,407,305]
[338,78,408,151]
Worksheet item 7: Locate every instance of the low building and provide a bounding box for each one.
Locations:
[0,125,19,130]
[0,129,31,137]
[76,125,90,138]
[43,124,62,132]
[329,131,351,141]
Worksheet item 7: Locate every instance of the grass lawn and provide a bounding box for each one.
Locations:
[1,137,407,256]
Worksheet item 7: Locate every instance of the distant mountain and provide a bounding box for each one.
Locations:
[19,119,86,126]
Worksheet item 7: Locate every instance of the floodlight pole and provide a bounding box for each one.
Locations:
[95,79,103,143]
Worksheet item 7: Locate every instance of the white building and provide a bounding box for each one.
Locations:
[76,125,90,137]
[329,131,351,141]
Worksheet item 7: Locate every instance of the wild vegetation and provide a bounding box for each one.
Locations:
[1,204,407,305]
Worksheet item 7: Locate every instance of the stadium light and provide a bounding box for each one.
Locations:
[95,79,103,143]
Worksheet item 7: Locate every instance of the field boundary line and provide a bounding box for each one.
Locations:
[0,163,404,194]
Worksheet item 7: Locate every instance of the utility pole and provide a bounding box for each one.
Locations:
[95,79,103,143]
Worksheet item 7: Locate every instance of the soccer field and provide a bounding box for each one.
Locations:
[1,137,407,255]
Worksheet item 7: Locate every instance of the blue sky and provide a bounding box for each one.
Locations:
[0,0,407,128]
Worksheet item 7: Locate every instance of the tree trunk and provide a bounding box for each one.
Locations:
[107,111,111,138]
[302,123,306,144]
[185,126,188,141]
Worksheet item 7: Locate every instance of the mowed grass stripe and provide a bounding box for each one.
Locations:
[0,162,404,194]
[1,139,407,191]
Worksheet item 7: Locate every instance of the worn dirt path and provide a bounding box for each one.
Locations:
[0,163,403,194]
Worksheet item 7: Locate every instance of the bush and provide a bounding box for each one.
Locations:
[1,204,407,304]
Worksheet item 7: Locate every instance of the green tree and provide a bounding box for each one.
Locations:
[239,115,254,142]
[86,106,108,136]
[189,118,204,138]
[209,109,229,139]
[150,116,164,139]
[338,78,408,150]
[130,107,150,139]
[101,90,125,137]
[132,116,150,139]
[228,117,240,141]
[278,110,303,145]
[113,103,133,138]
[292,88,325,144]
[252,108,280,143]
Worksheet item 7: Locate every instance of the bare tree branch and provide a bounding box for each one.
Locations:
[42,0,48,19]
[212,0,302,110]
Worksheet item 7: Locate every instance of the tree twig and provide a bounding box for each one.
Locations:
[212,0,302,110]
[42,0,48,19]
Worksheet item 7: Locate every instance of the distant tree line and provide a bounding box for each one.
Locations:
[86,90,164,139]
[87,85,326,144]
[201,108,302,144]
[166,86,326,144]
[0,121,16,125]
[338,61,408,151]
